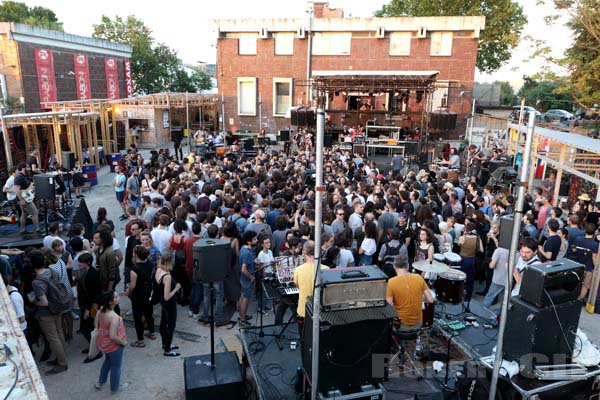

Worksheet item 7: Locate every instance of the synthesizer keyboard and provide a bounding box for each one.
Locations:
[280,287,299,296]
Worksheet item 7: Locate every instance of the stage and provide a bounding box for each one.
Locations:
[239,299,600,399]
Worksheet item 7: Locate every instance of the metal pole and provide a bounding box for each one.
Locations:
[489,111,536,399]
[468,97,476,145]
[306,1,314,105]
[310,108,325,400]
[221,92,225,134]
[258,92,262,131]
[0,106,12,170]
[186,91,190,150]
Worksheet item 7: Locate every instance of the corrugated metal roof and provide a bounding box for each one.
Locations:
[313,70,439,78]
[509,123,600,153]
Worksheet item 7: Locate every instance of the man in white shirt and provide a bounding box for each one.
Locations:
[151,214,172,253]
[2,167,17,202]
[512,237,541,297]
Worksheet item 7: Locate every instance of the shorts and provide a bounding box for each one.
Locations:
[21,202,37,216]
[115,191,125,203]
[240,277,255,300]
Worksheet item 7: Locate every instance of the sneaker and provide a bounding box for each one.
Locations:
[188,310,193,317]
[111,382,129,393]
[94,382,103,390]
[192,313,200,319]
[71,311,80,320]
[198,316,211,324]
[163,351,181,357]
[238,318,252,327]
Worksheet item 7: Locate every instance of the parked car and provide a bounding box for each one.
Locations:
[542,109,574,122]
[510,106,542,122]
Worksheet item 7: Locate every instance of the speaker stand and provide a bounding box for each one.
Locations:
[42,199,50,236]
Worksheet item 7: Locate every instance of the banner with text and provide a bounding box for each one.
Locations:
[73,54,92,100]
[34,48,57,107]
[104,58,120,100]
[123,59,133,98]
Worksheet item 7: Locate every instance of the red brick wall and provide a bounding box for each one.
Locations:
[17,41,129,113]
[218,33,477,136]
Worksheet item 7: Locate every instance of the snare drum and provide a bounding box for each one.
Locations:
[444,252,462,268]
[434,269,466,304]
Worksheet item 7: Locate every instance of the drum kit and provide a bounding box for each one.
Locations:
[412,252,468,323]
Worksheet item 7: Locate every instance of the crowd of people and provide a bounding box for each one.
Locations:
[1,131,600,393]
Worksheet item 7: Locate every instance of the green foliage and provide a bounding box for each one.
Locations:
[553,0,600,109]
[498,81,517,106]
[374,0,527,73]
[0,0,63,31]
[92,15,211,95]
[516,78,575,111]
[0,95,24,114]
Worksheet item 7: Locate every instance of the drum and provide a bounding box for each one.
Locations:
[444,252,462,268]
[216,146,227,156]
[433,253,445,263]
[447,169,459,181]
[434,269,466,304]
[422,302,435,328]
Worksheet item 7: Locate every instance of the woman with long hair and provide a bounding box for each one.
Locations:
[358,221,377,266]
[93,207,114,233]
[168,219,189,306]
[155,252,181,357]
[124,246,156,348]
[94,291,128,393]
[458,222,484,302]
[140,231,161,273]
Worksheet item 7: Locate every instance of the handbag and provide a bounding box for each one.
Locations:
[150,274,164,305]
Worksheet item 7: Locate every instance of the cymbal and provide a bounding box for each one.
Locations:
[412,260,449,273]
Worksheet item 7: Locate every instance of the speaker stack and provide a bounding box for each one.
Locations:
[61,151,75,170]
[504,259,585,375]
[185,239,242,400]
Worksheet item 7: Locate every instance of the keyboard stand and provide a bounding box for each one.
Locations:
[275,309,298,351]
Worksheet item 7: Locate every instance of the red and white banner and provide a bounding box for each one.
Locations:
[73,54,91,100]
[104,57,120,100]
[123,59,133,98]
[34,48,57,107]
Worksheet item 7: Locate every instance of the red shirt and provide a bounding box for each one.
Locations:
[185,236,201,277]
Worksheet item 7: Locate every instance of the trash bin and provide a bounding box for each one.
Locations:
[109,153,122,173]
[82,164,98,186]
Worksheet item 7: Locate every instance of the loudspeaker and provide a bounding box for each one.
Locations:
[305,108,316,127]
[491,166,518,182]
[302,302,393,394]
[519,259,585,307]
[488,160,508,174]
[279,129,290,142]
[70,198,94,240]
[61,151,75,170]
[33,173,55,201]
[297,107,307,126]
[429,112,457,130]
[184,351,243,400]
[324,134,333,147]
[193,239,231,283]
[498,215,514,249]
[504,296,581,375]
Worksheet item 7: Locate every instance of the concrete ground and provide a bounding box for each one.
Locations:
[37,142,600,399]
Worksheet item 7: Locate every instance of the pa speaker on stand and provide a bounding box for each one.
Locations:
[185,240,242,400]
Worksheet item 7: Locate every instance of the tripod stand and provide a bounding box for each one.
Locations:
[247,265,278,354]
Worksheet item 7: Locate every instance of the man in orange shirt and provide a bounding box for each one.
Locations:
[386,254,434,331]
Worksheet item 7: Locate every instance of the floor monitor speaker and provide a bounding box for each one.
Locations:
[33,173,55,201]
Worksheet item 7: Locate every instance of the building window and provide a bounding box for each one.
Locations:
[312,32,351,55]
[389,32,412,56]
[238,77,257,116]
[274,33,294,55]
[238,33,257,55]
[273,78,292,116]
[430,32,453,56]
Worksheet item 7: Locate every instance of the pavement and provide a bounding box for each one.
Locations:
[36,141,600,399]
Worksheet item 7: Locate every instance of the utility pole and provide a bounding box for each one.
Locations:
[306,1,314,105]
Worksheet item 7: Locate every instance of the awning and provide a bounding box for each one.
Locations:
[309,70,439,93]
[509,123,600,154]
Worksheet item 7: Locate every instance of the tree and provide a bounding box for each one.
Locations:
[374,0,527,73]
[553,0,600,109]
[516,77,575,111]
[92,15,211,95]
[498,81,517,106]
[0,1,63,31]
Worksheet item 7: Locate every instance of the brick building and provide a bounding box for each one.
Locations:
[0,23,132,113]
[215,4,485,138]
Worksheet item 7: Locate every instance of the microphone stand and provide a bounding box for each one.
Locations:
[247,262,278,354]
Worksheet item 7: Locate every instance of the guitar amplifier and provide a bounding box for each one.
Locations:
[320,266,388,311]
[519,259,585,307]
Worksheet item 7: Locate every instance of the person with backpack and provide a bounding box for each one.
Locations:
[31,249,69,375]
[124,245,156,348]
[378,228,408,278]
[44,246,75,340]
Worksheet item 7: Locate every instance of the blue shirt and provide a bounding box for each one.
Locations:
[114,173,126,192]
[239,246,255,282]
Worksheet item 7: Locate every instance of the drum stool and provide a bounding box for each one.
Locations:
[390,320,424,367]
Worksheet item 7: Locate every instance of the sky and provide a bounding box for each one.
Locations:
[17,0,572,88]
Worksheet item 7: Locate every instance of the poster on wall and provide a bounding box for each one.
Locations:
[73,54,91,100]
[104,58,120,100]
[34,48,57,107]
[123,59,133,98]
